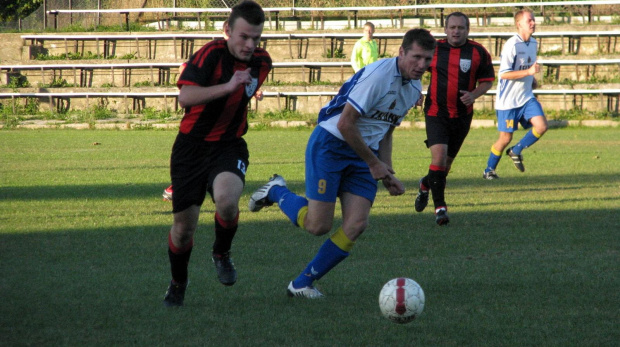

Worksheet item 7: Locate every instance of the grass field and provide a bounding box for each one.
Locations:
[1,127,618,346]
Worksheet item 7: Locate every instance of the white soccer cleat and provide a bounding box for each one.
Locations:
[248,174,287,212]
[286,281,325,299]
[162,185,173,201]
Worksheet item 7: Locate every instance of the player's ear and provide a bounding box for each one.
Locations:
[225,22,232,38]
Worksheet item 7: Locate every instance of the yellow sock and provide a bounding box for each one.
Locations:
[297,206,308,229]
[330,227,355,252]
[491,145,502,156]
[532,129,542,138]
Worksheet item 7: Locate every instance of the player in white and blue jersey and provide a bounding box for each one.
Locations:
[483,9,548,179]
[248,29,436,299]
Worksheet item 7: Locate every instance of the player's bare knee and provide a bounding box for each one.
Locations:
[170,226,195,245]
[304,221,332,236]
[215,204,239,222]
[346,220,368,238]
[214,193,236,209]
[535,124,548,136]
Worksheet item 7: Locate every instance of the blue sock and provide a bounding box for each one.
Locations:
[293,238,349,288]
[513,129,540,155]
[267,185,287,203]
[485,146,503,172]
[269,185,308,227]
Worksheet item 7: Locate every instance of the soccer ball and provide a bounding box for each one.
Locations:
[378,277,425,324]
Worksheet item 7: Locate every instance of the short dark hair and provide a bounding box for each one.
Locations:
[228,1,265,29]
[445,12,470,30]
[401,28,436,52]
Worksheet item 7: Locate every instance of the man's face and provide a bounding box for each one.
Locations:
[444,16,469,47]
[398,42,435,80]
[226,17,263,62]
[363,25,375,41]
[517,12,536,36]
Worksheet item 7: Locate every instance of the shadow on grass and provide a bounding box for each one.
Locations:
[1,202,618,346]
[1,171,619,202]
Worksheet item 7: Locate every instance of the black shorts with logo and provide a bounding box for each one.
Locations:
[424,113,473,159]
[170,133,249,213]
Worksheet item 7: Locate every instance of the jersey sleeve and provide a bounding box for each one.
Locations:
[346,63,391,116]
[498,37,516,74]
[177,43,219,89]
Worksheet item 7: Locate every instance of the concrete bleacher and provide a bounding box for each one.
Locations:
[19,30,620,61]
[43,1,620,31]
[2,89,618,124]
[2,14,620,120]
[0,91,179,113]
[3,59,619,88]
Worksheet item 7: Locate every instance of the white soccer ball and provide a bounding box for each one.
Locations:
[379,277,425,324]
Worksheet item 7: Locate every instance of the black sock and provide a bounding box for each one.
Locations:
[420,175,429,191]
[168,247,192,284]
[428,168,447,210]
[212,212,238,255]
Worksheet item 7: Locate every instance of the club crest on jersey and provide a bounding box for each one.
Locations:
[245,78,258,97]
[460,59,471,73]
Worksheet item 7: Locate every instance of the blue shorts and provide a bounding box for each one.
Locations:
[305,126,378,203]
[496,98,545,133]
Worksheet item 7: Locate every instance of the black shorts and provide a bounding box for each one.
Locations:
[170,134,249,213]
[424,114,473,159]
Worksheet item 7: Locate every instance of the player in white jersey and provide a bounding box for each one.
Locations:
[248,29,436,299]
[483,9,548,179]
[318,55,425,153]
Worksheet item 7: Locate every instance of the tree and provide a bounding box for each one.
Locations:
[0,0,43,22]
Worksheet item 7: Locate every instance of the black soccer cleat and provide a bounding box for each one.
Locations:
[435,207,450,226]
[483,170,500,180]
[163,280,187,307]
[414,178,429,213]
[212,252,237,286]
[506,147,525,172]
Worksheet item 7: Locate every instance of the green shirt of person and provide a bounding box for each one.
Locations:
[351,22,379,72]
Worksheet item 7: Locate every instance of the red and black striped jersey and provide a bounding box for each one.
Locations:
[177,39,272,141]
[424,39,495,118]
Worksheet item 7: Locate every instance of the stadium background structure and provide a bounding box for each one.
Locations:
[0,0,619,126]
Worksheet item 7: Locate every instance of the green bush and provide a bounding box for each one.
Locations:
[38,78,74,88]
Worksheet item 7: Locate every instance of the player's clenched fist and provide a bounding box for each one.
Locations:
[228,68,253,91]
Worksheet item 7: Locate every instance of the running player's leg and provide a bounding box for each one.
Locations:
[511,99,547,157]
[418,115,448,213]
[211,172,244,286]
[485,109,517,178]
[289,193,370,297]
[428,144,448,212]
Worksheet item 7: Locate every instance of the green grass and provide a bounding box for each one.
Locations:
[1,127,618,346]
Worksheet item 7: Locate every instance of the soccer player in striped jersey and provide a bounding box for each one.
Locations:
[163,0,272,307]
[162,20,262,202]
[415,12,495,225]
[249,29,436,299]
[483,9,548,179]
